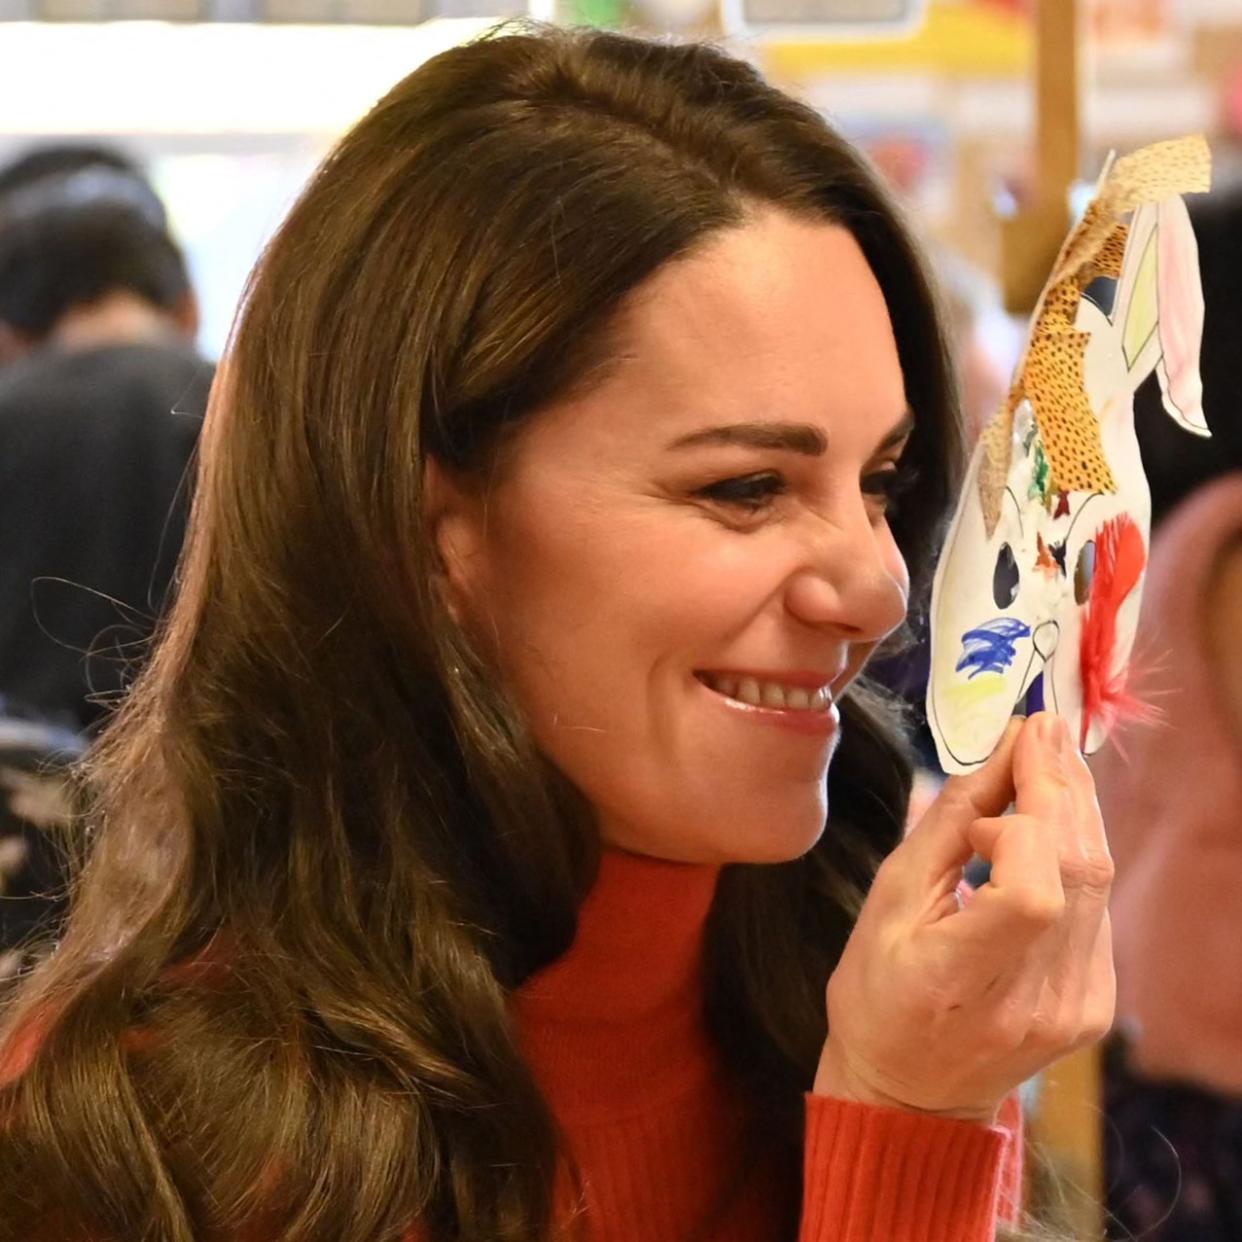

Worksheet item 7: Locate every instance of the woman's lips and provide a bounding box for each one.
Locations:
[694,671,841,735]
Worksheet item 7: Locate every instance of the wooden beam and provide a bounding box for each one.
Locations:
[1000,0,1081,314]
[1026,1045,1105,1239]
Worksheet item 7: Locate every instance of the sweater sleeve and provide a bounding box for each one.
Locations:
[798,1092,1023,1242]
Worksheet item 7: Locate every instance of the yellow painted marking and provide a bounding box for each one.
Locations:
[947,672,1007,709]
[1122,227,1159,369]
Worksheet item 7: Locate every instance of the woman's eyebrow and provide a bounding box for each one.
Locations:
[665,422,828,455]
[665,412,914,457]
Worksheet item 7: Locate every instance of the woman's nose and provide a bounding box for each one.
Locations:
[783,513,908,643]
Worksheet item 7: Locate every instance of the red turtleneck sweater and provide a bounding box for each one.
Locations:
[506,848,1023,1241]
[1,848,1023,1240]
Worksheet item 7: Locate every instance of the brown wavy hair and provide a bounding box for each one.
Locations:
[0,26,968,1242]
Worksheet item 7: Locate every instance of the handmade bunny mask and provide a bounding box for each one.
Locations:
[928,137,1211,774]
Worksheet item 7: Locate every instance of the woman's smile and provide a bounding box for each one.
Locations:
[693,669,842,736]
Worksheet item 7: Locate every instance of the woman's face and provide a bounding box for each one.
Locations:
[440,210,913,864]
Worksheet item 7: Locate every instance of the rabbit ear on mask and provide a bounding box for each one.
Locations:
[927,136,1211,775]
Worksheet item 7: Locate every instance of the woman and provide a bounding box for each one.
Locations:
[0,27,1113,1242]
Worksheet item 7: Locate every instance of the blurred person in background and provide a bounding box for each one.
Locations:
[1093,184,1242,1242]
[0,152,208,975]
[935,248,1016,446]
[0,141,167,237]
[0,169,209,734]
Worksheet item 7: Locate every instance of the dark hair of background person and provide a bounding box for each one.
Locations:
[1134,183,1242,526]
[0,141,166,229]
[0,27,998,1242]
[0,197,190,342]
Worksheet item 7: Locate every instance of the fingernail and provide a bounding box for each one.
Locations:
[1039,714,1060,750]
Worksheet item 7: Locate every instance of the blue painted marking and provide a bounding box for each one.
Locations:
[956,617,1033,678]
[1024,672,1045,714]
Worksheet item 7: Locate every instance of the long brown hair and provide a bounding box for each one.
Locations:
[0,26,964,1242]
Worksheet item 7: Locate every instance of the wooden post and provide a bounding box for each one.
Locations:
[1000,0,1081,314]
[1027,1046,1105,1239]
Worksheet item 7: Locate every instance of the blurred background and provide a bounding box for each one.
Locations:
[4,1,1241,356]
[2,2,1241,1239]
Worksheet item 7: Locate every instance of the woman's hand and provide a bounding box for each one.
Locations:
[813,711,1115,1124]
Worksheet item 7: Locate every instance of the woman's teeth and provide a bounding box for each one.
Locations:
[701,674,831,712]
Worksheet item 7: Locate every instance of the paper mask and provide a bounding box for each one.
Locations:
[928,136,1212,774]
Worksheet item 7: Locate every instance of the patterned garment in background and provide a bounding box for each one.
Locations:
[0,708,82,979]
[1105,1037,1242,1241]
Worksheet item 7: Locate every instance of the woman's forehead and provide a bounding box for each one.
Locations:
[547,213,910,455]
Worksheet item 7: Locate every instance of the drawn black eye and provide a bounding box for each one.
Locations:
[1074,540,1096,605]
[993,542,1020,609]
[1081,275,1117,318]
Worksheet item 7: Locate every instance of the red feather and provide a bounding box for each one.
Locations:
[1079,514,1149,751]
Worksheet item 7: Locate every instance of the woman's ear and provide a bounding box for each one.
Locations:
[423,455,487,624]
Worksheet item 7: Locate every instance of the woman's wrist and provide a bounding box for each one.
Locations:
[811,1044,1001,1126]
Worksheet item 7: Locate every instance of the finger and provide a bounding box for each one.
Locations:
[1063,737,1112,870]
[934,813,1066,973]
[1016,712,1098,837]
[901,717,1023,880]
[1010,714,1110,1012]
[1012,712,1075,825]
[996,780,1113,1061]
[1020,907,1116,1058]
[964,812,1055,897]
[1078,913,1117,1043]
[1031,711,1102,836]
[1033,879,1116,1048]
[1016,713,1113,899]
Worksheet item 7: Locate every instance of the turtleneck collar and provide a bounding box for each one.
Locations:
[513,847,723,1124]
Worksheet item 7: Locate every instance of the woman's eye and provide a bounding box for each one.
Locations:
[694,472,786,512]
[862,466,916,516]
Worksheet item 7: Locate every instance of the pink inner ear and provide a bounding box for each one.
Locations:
[1155,197,1206,428]
[1079,514,1147,751]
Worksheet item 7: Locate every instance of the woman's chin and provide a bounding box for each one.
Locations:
[603,810,827,866]
[725,823,827,865]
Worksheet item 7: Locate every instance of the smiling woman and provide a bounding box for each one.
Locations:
[0,24,1108,1242]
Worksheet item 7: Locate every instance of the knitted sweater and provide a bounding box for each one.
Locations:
[1,846,1025,1239]
[497,846,1024,1241]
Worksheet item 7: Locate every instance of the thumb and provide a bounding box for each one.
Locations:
[903,716,1023,876]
